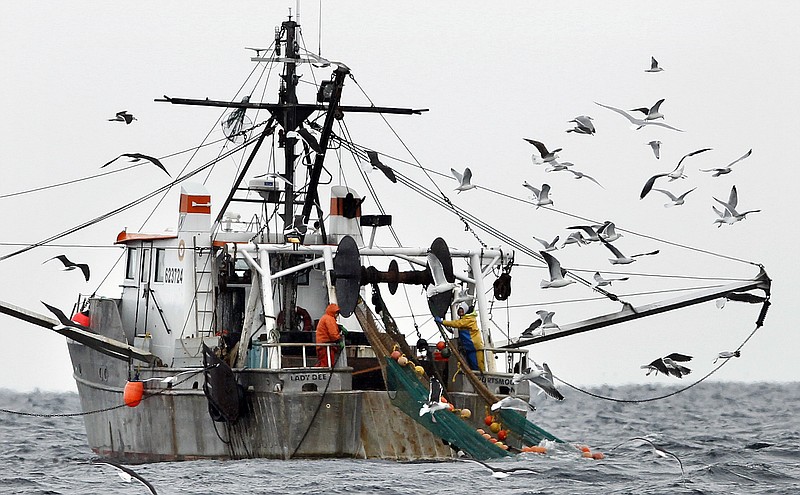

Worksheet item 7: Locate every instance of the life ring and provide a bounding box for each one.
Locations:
[277,306,313,332]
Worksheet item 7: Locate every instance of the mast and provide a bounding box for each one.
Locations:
[280,18,299,231]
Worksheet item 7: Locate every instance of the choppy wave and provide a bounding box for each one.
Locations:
[1,382,798,494]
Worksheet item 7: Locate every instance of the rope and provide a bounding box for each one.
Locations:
[0,369,206,418]
[554,299,769,403]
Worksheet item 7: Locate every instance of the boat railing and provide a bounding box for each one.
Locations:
[251,341,366,370]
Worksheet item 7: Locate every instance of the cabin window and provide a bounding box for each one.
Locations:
[140,249,151,283]
[125,248,138,279]
[154,248,166,282]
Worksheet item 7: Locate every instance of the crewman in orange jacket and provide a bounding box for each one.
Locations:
[316,303,342,367]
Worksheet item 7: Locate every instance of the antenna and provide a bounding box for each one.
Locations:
[318,0,322,55]
[296,0,301,24]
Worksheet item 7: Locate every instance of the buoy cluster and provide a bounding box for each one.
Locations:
[477,414,510,451]
[390,349,425,377]
[578,444,605,460]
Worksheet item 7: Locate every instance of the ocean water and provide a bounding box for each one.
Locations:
[1,382,798,494]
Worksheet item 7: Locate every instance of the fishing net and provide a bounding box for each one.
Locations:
[498,409,563,445]
[385,358,511,459]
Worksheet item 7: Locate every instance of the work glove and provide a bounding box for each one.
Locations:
[434,316,443,324]
[338,324,348,336]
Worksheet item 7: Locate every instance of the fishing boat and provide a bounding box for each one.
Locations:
[0,14,771,462]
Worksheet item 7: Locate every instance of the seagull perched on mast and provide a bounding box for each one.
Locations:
[595,101,683,132]
[640,148,712,199]
[44,254,90,281]
[539,251,574,288]
[108,110,137,124]
[700,149,753,177]
[522,182,553,207]
[451,167,476,193]
[102,153,171,177]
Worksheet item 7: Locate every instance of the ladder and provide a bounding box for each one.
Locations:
[192,236,215,336]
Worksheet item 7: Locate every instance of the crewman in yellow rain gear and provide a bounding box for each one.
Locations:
[436,305,484,371]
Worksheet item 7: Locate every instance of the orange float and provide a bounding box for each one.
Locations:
[436,341,446,351]
[460,408,472,419]
[484,415,493,426]
[390,350,401,360]
[123,381,144,407]
[582,451,593,458]
[592,452,605,460]
[497,429,507,441]
[529,446,547,454]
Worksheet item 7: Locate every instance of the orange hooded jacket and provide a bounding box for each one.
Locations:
[316,304,341,344]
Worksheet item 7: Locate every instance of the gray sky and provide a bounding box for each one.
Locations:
[1,1,798,392]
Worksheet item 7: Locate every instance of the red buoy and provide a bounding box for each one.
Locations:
[71,311,90,328]
[124,381,144,407]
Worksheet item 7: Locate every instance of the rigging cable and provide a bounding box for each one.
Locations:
[554,298,770,403]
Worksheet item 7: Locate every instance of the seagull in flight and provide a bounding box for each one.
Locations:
[567,225,601,243]
[44,254,90,281]
[700,149,753,177]
[712,187,760,226]
[91,459,158,494]
[601,239,659,265]
[460,457,538,478]
[595,101,683,131]
[598,221,622,242]
[640,148,712,199]
[592,271,629,287]
[520,310,559,338]
[366,150,397,183]
[539,251,575,288]
[451,167,476,193]
[566,115,595,135]
[522,182,553,207]
[714,350,741,363]
[645,56,664,72]
[648,140,662,159]
[565,169,604,188]
[524,138,561,164]
[545,160,574,172]
[613,437,684,477]
[630,98,666,121]
[108,110,137,124]
[491,396,536,413]
[520,318,543,339]
[426,252,458,297]
[42,302,92,332]
[102,153,171,177]
[532,235,559,252]
[512,361,564,400]
[642,353,692,378]
[560,231,589,248]
[419,376,449,421]
[651,187,697,207]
